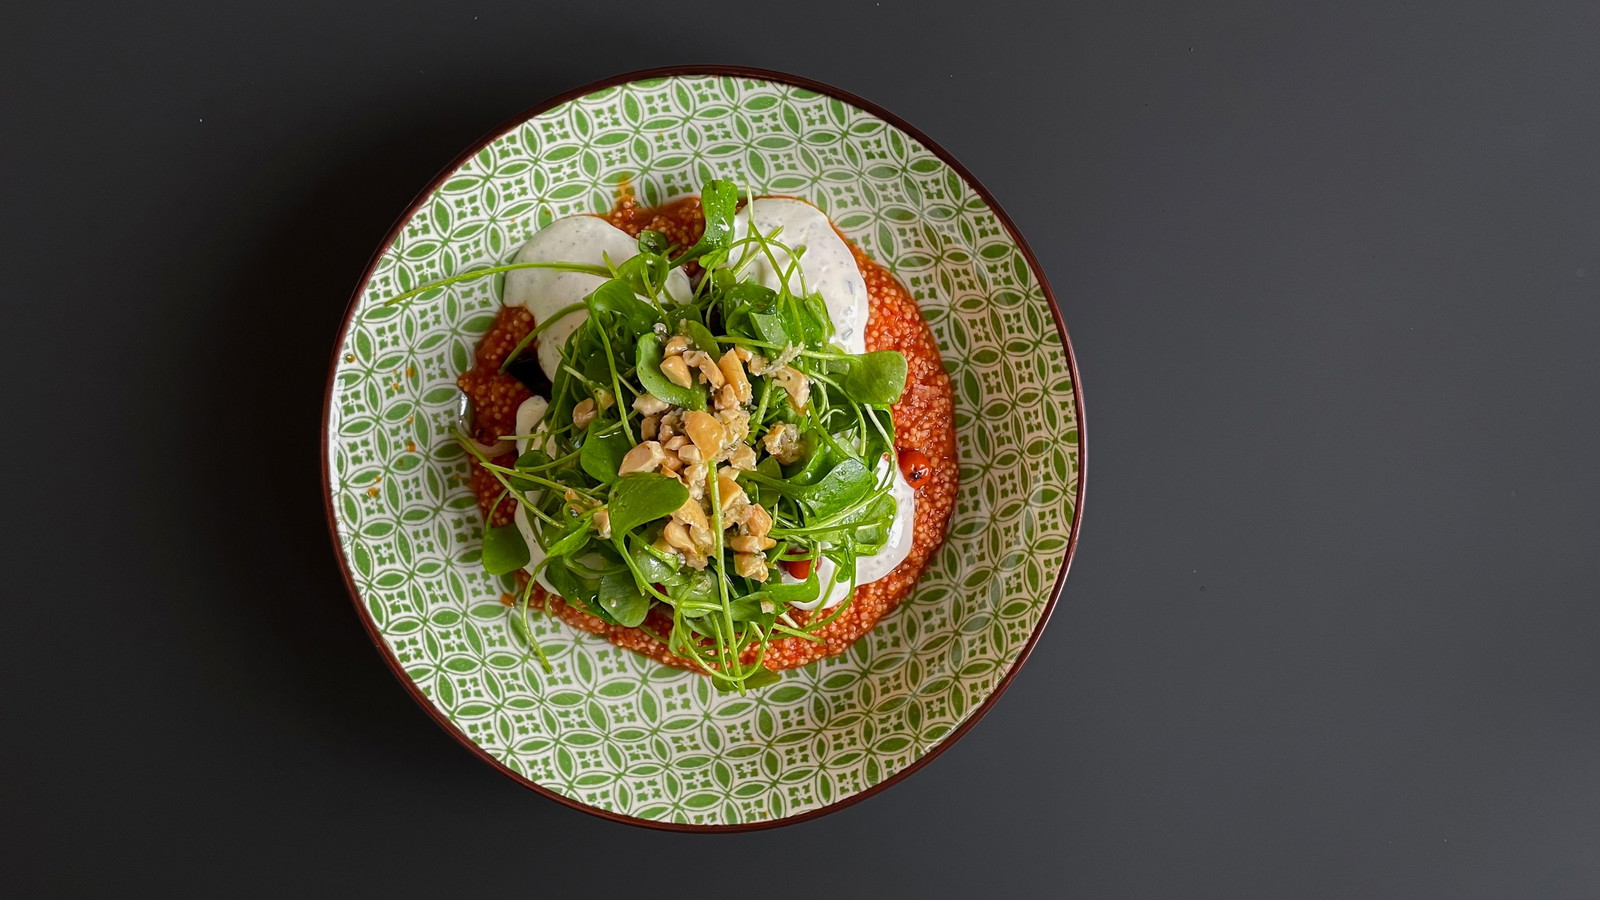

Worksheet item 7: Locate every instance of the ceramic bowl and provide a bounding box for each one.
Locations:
[322,66,1084,830]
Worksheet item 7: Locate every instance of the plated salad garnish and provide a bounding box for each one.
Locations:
[390,179,952,692]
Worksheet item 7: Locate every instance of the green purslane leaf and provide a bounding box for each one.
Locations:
[835,351,908,405]
[481,523,531,575]
[749,309,789,346]
[544,516,592,557]
[636,333,707,410]
[676,179,738,264]
[784,438,832,486]
[859,407,896,465]
[541,555,584,599]
[636,229,669,255]
[723,595,772,621]
[743,567,821,606]
[628,537,683,585]
[800,294,833,346]
[542,555,613,623]
[681,318,720,357]
[586,278,659,335]
[719,282,777,326]
[801,493,896,549]
[756,455,783,481]
[615,252,674,300]
[607,474,690,536]
[800,458,876,518]
[597,570,650,627]
[726,281,777,309]
[744,457,875,519]
[509,448,551,491]
[668,569,723,617]
[579,420,634,483]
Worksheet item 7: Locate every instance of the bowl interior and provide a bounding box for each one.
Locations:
[325,72,1081,827]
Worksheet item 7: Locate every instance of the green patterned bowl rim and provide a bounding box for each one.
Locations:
[321,66,1086,831]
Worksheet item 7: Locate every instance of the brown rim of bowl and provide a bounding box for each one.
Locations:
[320,65,1086,833]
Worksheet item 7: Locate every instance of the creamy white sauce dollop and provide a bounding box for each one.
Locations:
[512,504,559,594]
[512,395,548,457]
[503,215,692,380]
[727,198,869,354]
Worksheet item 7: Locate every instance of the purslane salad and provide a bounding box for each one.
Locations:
[389,180,916,692]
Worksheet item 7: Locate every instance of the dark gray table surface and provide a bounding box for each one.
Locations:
[5,0,1597,896]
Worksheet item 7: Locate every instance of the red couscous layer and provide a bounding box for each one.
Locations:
[458,196,957,671]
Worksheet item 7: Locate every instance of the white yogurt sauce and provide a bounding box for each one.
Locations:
[728,198,869,354]
[786,458,918,611]
[502,215,691,381]
[512,504,558,594]
[512,395,548,457]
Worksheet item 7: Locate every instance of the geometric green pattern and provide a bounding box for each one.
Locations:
[325,72,1082,827]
